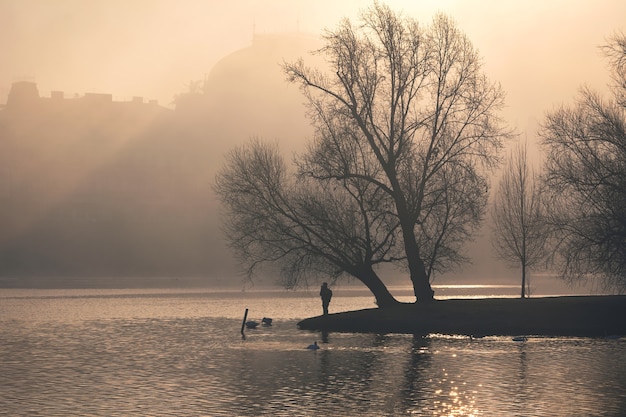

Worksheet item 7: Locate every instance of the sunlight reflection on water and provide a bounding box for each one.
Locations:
[0,288,624,416]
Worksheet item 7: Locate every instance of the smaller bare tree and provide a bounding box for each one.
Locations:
[540,33,626,291]
[215,138,402,308]
[491,140,548,298]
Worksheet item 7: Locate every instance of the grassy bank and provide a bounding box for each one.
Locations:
[297,295,626,337]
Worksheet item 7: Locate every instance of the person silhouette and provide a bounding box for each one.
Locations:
[320,282,333,315]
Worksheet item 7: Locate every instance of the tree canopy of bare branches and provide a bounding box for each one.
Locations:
[540,33,626,291]
[285,4,509,301]
[215,139,401,307]
[491,140,548,298]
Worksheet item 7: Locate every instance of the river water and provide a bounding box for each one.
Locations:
[1,286,625,416]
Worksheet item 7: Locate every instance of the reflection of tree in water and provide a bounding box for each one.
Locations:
[516,342,530,408]
[212,327,626,416]
[400,335,433,410]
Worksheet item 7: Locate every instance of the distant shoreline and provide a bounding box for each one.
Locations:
[0,276,601,296]
[297,295,626,337]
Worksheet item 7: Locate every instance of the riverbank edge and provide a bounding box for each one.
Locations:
[297,295,626,337]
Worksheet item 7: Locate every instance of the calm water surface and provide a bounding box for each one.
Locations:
[1,287,625,416]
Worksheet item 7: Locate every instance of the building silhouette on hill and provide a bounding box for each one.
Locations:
[5,80,161,112]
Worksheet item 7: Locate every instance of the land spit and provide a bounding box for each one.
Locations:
[298,295,626,337]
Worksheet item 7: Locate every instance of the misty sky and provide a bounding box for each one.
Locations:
[2,0,625,131]
[1,0,625,285]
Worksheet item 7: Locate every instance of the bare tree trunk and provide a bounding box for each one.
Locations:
[521,264,526,298]
[401,222,435,302]
[358,266,402,308]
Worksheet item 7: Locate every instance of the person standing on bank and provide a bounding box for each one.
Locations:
[320,282,333,315]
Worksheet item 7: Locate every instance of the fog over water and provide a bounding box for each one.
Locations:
[1,0,625,289]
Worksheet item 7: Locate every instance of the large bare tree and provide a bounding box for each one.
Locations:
[285,4,509,301]
[540,33,626,291]
[215,139,402,308]
[491,140,548,298]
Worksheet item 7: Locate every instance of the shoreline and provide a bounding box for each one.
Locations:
[297,295,626,337]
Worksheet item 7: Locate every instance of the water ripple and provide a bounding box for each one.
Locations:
[1,295,625,416]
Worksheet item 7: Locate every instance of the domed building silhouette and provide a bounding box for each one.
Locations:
[176,33,322,154]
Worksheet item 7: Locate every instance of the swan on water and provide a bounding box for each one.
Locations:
[306,341,320,350]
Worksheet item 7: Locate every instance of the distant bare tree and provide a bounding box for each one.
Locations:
[540,33,626,291]
[215,139,401,308]
[491,140,548,298]
[285,4,509,301]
